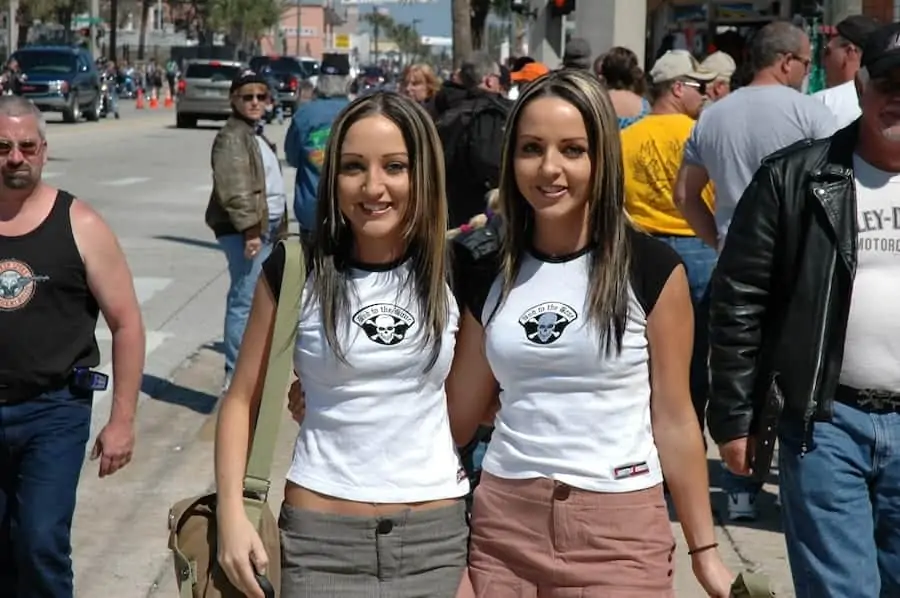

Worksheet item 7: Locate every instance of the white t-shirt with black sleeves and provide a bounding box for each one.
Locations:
[262,245,469,504]
[471,229,682,493]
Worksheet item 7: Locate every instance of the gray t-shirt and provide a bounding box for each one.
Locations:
[684,84,837,247]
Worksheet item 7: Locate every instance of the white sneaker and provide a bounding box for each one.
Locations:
[727,491,758,521]
[221,372,233,396]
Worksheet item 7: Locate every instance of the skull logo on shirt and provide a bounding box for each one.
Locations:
[352,303,416,346]
[518,302,578,345]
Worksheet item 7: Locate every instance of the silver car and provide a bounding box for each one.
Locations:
[175,59,245,128]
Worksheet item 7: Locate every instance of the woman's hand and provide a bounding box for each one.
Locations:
[691,549,734,598]
[217,513,269,598]
[287,379,305,425]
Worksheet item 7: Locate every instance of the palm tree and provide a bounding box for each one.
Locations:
[451,0,472,66]
[389,22,421,64]
[362,10,395,62]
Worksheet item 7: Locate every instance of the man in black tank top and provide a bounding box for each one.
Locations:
[0,97,145,597]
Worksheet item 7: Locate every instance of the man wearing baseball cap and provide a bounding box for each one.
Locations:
[707,20,900,597]
[813,15,880,128]
[622,49,718,442]
[701,51,737,101]
[508,61,549,100]
[205,69,288,391]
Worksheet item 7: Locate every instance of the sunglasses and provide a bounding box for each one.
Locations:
[240,93,268,103]
[0,139,42,156]
[682,80,708,95]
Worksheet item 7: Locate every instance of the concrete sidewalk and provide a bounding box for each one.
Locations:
[142,346,794,598]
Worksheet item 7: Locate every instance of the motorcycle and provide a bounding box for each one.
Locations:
[98,74,116,118]
[0,71,25,96]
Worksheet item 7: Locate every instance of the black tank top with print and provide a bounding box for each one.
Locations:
[0,190,101,397]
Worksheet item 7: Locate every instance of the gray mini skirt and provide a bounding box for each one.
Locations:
[279,500,469,598]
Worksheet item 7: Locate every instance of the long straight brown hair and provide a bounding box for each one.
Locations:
[494,69,632,354]
[309,92,450,369]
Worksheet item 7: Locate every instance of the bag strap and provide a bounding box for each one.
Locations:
[242,237,305,526]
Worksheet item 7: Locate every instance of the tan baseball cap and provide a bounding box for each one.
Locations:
[701,51,737,80]
[650,50,717,84]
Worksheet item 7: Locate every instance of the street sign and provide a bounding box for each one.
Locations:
[335,33,351,49]
[73,16,103,25]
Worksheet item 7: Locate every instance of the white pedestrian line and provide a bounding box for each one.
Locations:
[88,330,173,441]
[42,171,64,179]
[93,276,172,338]
[132,276,173,305]
[193,183,213,193]
[101,177,151,187]
[88,276,175,438]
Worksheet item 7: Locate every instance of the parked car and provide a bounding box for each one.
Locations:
[249,55,309,115]
[175,59,245,128]
[13,46,101,123]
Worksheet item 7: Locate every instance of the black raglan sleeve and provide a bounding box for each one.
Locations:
[261,242,286,302]
[627,228,684,317]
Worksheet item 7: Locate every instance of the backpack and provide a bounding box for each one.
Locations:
[437,95,511,223]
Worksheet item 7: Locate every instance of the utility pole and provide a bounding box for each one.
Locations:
[296,0,302,55]
[110,0,118,62]
[90,0,100,57]
[372,6,379,64]
[7,0,18,54]
[412,18,421,62]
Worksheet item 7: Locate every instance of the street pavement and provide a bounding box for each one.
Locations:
[47,102,795,597]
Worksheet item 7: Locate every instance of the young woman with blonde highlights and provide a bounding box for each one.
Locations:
[214,92,470,598]
[448,69,734,597]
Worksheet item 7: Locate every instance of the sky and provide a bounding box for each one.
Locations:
[345,0,454,38]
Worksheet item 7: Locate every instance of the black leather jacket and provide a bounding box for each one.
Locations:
[707,122,860,447]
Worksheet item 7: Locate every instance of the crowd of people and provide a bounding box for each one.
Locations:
[196,13,900,598]
[1,10,899,598]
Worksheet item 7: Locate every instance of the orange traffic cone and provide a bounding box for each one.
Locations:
[135,88,145,109]
[164,87,173,108]
[149,90,158,109]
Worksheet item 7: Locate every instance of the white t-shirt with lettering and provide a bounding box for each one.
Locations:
[839,154,900,392]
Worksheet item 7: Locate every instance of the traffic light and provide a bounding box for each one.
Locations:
[550,0,576,16]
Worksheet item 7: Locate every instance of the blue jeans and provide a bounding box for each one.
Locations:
[108,89,119,116]
[656,235,758,494]
[779,402,900,598]
[0,388,93,598]
[217,219,280,375]
[655,235,716,427]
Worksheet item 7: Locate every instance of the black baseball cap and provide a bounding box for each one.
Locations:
[835,15,880,49]
[321,53,350,76]
[230,69,268,93]
[862,22,900,78]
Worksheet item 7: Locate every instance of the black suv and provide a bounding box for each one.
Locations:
[14,46,101,123]
[249,55,309,115]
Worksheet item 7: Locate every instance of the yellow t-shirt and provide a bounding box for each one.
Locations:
[620,113,715,236]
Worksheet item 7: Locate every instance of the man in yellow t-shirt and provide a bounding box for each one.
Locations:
[621,49,719,431]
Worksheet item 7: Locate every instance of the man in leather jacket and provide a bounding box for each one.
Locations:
[708,22,900,598]
[205,70,288,392]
